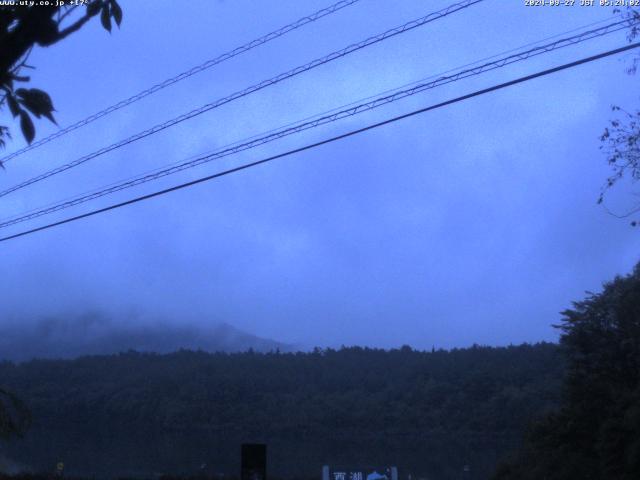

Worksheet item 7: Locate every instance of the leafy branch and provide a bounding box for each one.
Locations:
[0,0,122,156]
[599,7,640,225]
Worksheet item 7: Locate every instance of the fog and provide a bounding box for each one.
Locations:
[0,312,290,362]
[1,0,639,357]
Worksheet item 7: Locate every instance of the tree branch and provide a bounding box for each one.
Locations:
[55,3,103,42]
[57,5,80,26]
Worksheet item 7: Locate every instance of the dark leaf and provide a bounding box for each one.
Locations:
[101,5,112,32]
[19,111,35,145]
[17,98,40,118]
[86,0,102,16]
[110,0,123,26]
[28,88,54,112]
[42,109,57,125]
[15,88,56,124]
[0,126,10,159]
[7,94,20,118]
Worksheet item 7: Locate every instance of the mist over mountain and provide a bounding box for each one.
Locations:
[0,312,291,362]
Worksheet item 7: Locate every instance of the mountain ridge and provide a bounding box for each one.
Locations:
[0,313,291,362]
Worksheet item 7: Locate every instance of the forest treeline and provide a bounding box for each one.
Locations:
[3,262,638,480]
[0,343,563,479]
[494,263,640,480]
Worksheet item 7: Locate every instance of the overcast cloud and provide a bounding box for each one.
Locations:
[1,0,639,352]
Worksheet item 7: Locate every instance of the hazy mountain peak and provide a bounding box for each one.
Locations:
[0,314,290,362]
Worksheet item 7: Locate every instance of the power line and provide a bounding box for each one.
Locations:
[0,0,485,198]
[0,20,631,226]
[3,13,620,216]
[229,13,627,139]
[16,11,618,225]
[2,42,637,244]
[0,0,363,165]
[0,19,632,229]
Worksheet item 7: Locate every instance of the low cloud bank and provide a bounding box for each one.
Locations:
[0,312,291,362]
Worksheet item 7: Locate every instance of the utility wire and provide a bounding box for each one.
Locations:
[0,19,630,225]
[2,42,638,243]
[0,0,484,198]
[6,12,623,223]
[3,15,624,226]
[219,13,627,145]
[2,12,619,201]
[0,0,363,165]
[0,19,632,229]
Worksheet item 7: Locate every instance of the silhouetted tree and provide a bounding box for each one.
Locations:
[0,387,30,440]
[0,344,563,478]
[494,263,640,480]
[599,7,640,224]
[0,0,122,438]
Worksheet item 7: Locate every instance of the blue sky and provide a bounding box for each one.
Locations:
[1,0,639,350]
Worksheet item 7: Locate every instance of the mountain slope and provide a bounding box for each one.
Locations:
[0,314,290,361]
